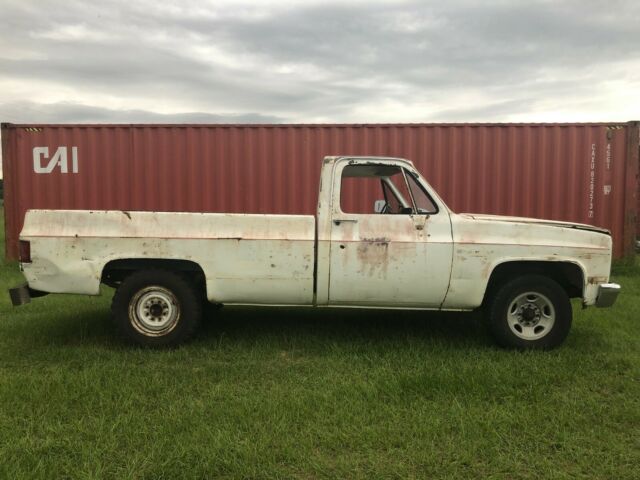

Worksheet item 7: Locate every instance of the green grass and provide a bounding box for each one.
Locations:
[0,208,638,479]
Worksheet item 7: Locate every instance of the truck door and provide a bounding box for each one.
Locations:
[327,160,453,307]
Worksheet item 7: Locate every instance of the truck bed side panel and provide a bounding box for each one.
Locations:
[20,210,316,305]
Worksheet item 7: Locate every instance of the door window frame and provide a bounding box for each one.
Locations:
[334,159,441,217]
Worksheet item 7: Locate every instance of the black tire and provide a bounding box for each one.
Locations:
[486,274,572,350]
[111,269,202,347]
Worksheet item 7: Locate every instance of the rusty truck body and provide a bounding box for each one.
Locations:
[10,156,620,348]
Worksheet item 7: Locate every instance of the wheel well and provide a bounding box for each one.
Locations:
[101,258,206,289]
[484,261,584,303]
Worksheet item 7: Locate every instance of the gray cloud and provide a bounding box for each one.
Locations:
[0,100,283,123]
[145,1,640,98]
[0,0,638,125]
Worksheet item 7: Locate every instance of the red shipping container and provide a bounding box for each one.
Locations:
[2,122,638,260]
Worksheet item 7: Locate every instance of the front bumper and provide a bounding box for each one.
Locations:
[595,283,621,308]
[8,283,48,307]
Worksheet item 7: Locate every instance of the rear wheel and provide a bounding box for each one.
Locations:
[111,269,202,347]
[487,275,572,349]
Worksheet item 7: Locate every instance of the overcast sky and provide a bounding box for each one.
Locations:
[1,0,639,175]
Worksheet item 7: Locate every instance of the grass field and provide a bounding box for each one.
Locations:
[0,208,638,479]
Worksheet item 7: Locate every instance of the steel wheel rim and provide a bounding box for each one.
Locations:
[129,286,180,336]
[507,291,556,340]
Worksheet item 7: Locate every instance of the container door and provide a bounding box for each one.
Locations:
[327,161,453,307]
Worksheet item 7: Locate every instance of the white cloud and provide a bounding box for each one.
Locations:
[0,0,638,124]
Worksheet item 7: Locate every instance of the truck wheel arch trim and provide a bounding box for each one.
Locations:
[482,259,587,302]
[101,257,208,288]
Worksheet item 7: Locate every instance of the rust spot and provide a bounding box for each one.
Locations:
[362,237,390,246]
[356,238,390,277]
[587,276,607,284]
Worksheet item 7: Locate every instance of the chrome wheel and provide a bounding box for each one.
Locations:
[507,291,556,340]
[129,286,180,336]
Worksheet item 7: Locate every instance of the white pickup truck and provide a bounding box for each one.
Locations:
[10,156,620,349]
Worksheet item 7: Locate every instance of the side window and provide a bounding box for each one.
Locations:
[382,181,402,213]
[381,174,413,214]
[340,174,385,214]
[406,172,437,213]
[340,164,413,214]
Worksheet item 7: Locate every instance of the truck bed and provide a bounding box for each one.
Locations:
[20,210,316,305]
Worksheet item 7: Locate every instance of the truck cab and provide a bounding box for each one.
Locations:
[315,156,453,308]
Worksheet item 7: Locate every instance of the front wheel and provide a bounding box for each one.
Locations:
[111,269,202,347]
[486,275,572,349]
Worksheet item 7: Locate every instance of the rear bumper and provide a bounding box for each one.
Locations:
[8,284,48,307]
[595,283,621,308]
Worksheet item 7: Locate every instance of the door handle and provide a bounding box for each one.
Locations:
[333,218,358,225]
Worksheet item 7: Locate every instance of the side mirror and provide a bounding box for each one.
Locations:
[374,200,387,214]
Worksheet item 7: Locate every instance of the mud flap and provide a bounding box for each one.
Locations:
[9,284,48,307]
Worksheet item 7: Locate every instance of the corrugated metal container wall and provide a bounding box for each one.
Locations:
[2,122,638,260]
